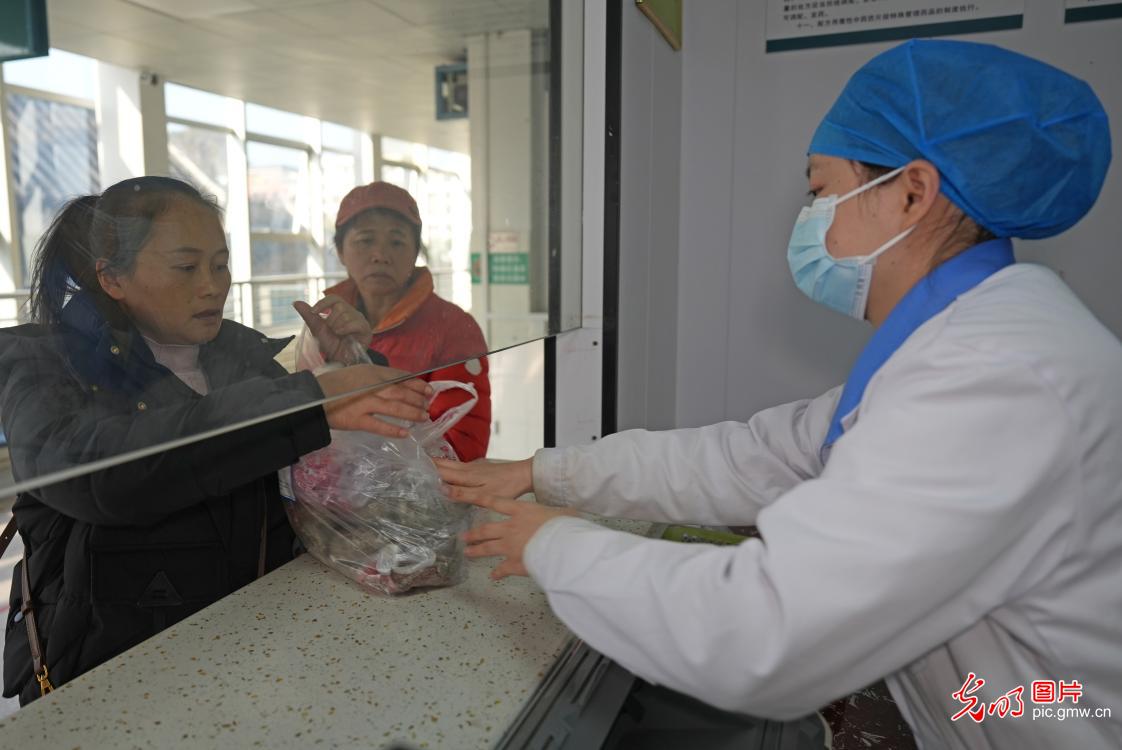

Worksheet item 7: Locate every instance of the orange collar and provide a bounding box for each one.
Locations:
[325,268,434,333]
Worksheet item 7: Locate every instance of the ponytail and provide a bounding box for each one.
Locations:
[28,195,99,326]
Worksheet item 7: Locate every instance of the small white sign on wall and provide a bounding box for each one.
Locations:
[766,0,1025,53]
[488,231,521,253]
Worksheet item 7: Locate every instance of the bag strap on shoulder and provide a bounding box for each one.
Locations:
[0,515,15,556]
[2,514,54,696]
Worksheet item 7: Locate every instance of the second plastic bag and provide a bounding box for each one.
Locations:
[284,381,477,595]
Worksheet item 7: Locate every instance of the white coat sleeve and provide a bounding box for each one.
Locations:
[524,346,1078,718]
[530,386,842,526]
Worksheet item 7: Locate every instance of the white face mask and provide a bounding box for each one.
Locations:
[786,166,915,319]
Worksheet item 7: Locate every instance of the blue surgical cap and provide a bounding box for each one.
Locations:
[809,39,1112,239]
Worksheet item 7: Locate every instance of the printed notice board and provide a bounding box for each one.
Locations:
[1065,0,1122,23]
[766,1,1025,53]
[488,253,530,285]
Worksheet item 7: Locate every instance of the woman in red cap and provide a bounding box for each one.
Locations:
[295,181,491,461]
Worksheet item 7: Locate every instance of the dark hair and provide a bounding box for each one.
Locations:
[854,161,996,271]
[334,207,425,261]
[29,176,220,327]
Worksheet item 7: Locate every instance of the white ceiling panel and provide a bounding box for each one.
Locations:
[248,0,345,8]
[42,0,549,153]
[190,10,333,43]
[56,31,167,71]
[43,16,98,45]
[367,0,507,26]
[128,0,260,20]
[276,1,412,35]
[112,21,241,56]
[49,0,174,32]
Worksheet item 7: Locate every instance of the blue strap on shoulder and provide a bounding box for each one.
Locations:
[821,238,1016,461]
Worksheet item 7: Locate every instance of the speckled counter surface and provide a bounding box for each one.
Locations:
[0,515,651,749]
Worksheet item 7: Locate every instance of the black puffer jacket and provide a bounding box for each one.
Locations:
[0,293,330,704]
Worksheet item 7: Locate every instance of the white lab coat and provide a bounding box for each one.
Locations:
[525,264,1122,749]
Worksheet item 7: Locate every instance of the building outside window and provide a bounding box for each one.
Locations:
[2,50,100,291]
[167,123,230,211]
[320,133,359,275]
[381,137,472,312]
[163,91,371,334]
[5,93,99,283]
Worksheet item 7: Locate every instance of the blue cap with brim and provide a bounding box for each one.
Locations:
[809,39,1112,239]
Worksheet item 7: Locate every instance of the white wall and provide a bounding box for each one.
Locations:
[615,0,683,432]
[487,339,545,460]
[95,61,146,189]
[670,0,1122,428]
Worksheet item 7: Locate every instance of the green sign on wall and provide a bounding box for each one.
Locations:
[470,252,482,284]
[488,253,530,285]
[470,252,531,285]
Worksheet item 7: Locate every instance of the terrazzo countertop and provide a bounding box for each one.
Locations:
[0,514,651,749]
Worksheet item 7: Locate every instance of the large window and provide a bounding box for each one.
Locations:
[247,140,314,329]
[247,142,311,237]
[247,141,313,276]
[2,49,101,289]
[165,82,230,129]
[381,138,472,311]
[246,103,313,143]
[167,123,230,210]
[321,146,358,275]
[164,89,373,334]
[4,92,99,282]
[3,48,98,100]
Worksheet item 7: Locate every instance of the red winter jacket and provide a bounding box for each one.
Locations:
[298,269,491,461]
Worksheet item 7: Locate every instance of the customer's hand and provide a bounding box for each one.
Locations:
[435,458,534,502]
[294,296,373,365]
[456,497,578,580]
[316,364,431,437]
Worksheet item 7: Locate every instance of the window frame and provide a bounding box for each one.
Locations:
[2,83,99,291]
[165,116,237,212]
[245,134,317,270]
[319,142,362,274]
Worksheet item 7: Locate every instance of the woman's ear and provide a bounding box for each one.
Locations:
[96,259,127,301]
[901,159,941,220]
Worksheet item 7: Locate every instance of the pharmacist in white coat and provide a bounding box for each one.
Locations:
[438,39,1121,749]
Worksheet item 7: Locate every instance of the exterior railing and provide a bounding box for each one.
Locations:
[0,274,350,336]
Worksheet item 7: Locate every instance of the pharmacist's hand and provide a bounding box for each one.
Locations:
[458,498,578,580]
[435,458,534,502]
[294,297,372,365]
[316,364,431,437]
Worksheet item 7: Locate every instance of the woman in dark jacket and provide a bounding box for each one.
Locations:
[1,177,430,704]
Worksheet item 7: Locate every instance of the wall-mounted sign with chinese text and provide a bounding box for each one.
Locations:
[766,0,1024,53]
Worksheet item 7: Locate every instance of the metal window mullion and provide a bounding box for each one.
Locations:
[0,78,23,292]
[308,134,326,306]
[369,131,381,183]
[225,99,252,327]
[249,231,314,243]
[166,116,237,138]
[245,273,325,284]
[246,133,313,153]
[2,84,94,111]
